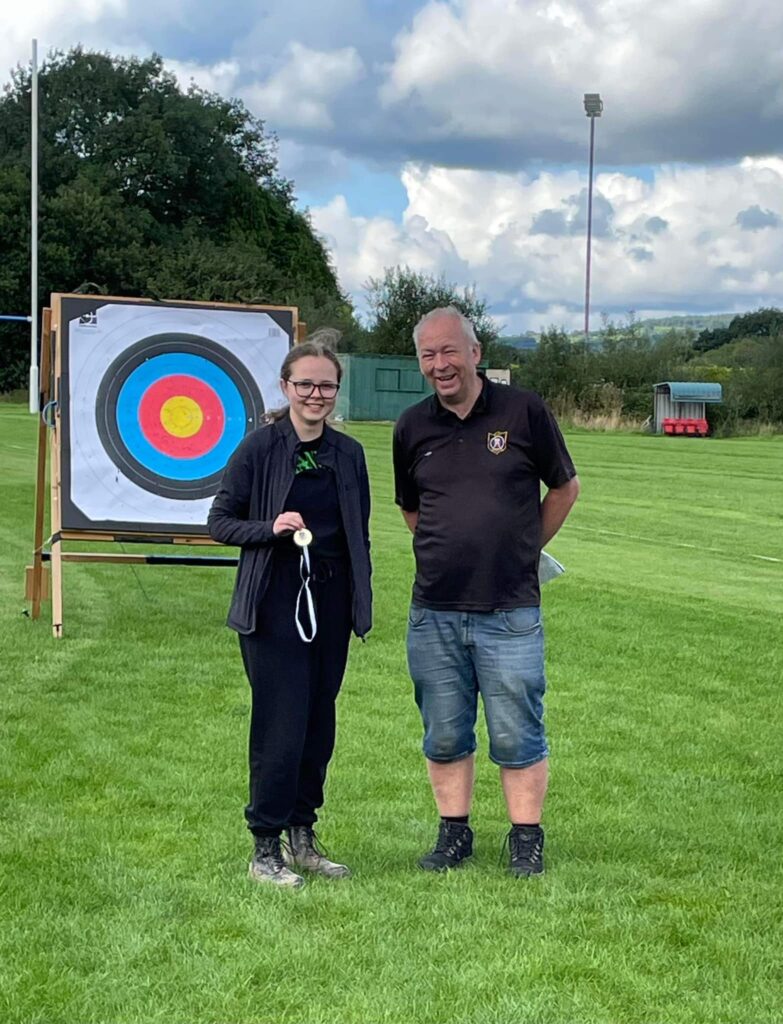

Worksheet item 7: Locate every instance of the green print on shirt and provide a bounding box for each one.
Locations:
[295,450,320,474]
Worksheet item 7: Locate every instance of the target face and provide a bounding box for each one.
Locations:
[95,335,264,499]
[59,297,294,535]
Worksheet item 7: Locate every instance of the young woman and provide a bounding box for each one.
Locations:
[208,331,372,888]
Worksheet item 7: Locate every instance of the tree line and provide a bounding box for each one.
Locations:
[513,310,783,432]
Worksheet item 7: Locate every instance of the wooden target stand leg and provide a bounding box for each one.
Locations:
[27,308,52,623]
[50,451,64,639]
[25,306,64,636]
[50,304,65,638]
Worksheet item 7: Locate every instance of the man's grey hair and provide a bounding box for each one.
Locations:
[412,306,480,352]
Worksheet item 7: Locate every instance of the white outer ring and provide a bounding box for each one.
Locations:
[67,303,289,527]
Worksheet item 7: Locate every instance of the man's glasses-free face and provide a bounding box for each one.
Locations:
[287,379,340,399]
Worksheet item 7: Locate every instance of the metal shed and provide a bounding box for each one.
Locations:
[653,381,723,434]
[334,354,430,421]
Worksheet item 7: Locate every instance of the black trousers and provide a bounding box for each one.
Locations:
[239,553,353,835]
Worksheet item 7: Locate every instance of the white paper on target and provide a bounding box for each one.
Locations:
[66,302,290,531]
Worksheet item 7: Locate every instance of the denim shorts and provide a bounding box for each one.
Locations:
[406,604,548,769]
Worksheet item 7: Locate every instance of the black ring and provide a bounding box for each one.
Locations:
[95,334,265,500]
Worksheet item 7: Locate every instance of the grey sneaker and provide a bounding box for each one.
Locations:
[249,835,305,888]
[418,821,473,872]
[507,825,545,877]
[283,826,351,879]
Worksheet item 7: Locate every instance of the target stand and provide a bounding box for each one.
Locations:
[27,293,301,637]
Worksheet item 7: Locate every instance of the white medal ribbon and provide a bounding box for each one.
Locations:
[293,529,317,643]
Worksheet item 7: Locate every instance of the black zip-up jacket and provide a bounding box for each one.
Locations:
[208,413,372,637]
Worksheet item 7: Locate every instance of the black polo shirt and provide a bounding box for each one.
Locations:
[393,376,576,610]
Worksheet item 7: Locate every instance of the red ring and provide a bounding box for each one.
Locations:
[139,375,225,458]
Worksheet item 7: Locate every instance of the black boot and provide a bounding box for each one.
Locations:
[283,826,351,879]
[507,825,545,877]
[418,821,473,872]
[249,835,305,888]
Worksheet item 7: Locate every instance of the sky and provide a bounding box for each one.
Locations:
[3,0,783,334]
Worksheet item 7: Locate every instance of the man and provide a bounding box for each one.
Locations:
[393,306,579,877]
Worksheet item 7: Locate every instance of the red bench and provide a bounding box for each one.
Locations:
[662,417,708,436]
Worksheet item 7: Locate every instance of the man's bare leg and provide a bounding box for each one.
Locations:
[500,758,548,823]
[427,754,475,815]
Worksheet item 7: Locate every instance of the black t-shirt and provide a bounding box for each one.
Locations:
[393,377,576,610]
[283,437,348,561]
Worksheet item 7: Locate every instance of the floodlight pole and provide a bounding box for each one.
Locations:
[29,38,39,414]
[583,92,603,342]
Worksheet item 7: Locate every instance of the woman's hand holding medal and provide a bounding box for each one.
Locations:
[273,511,306,536]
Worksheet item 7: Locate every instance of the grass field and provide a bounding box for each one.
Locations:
[1,403,782,1024]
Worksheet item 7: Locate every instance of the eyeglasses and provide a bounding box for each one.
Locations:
[287,379,340,398]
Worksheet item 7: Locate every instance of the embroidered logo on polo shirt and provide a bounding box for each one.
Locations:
[487,430,508,455]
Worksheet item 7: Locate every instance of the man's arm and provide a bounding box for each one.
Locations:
[540,475,580,548]
[393,419,420,536]
[401,509,419,534]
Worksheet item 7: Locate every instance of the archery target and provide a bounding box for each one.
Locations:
[95,335,264,500]
[62,299,293,533]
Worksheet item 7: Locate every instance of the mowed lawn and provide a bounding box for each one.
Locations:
[1,402,781,1024]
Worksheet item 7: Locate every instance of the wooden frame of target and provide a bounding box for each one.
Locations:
[28,294,299,637]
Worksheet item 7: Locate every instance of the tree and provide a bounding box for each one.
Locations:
[513,327,599,406]
[0,47,355,391]
[512,316,701,420]
[694,307,783,352]
[362,266,498,355]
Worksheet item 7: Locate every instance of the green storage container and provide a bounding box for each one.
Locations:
[334,355,431,422]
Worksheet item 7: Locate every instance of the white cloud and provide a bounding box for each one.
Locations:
[0,0,127,80]
[5,0,783,172]
[311,194,467,304]
[165,58,240,96]
[244,42,364,130]
[276,139,355,194]
[312,157,783,331]
[381,0,783,164]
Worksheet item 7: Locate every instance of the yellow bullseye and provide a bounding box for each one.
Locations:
[160,395,203,438]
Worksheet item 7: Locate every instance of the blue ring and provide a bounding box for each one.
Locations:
[116,354,246,481]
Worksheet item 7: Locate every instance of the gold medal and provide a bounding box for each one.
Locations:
[293,527,313,548]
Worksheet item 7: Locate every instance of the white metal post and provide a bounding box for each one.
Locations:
[582,93,603,343]
[29,38,39,414]
[584,114,596,340]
